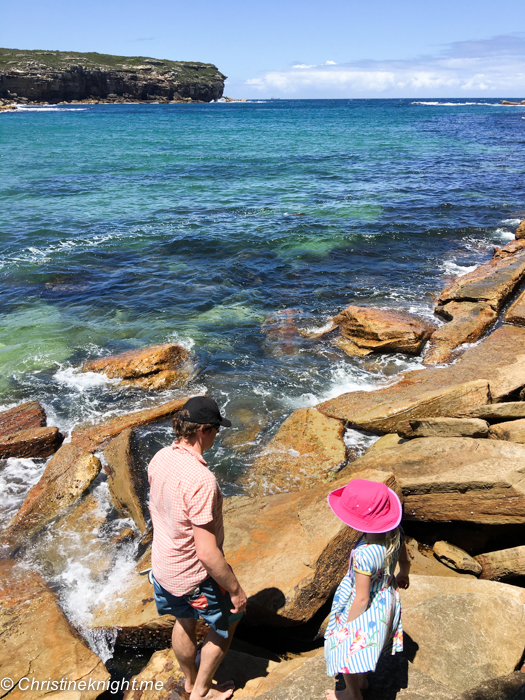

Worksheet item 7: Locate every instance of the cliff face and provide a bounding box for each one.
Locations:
[0,48,226,103]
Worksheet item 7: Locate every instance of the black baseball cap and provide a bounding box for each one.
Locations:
[180,396,232,427]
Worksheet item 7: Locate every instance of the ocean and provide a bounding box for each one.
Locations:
[1,98,524,656]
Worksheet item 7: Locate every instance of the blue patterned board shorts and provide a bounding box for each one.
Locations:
[153,574,243,639]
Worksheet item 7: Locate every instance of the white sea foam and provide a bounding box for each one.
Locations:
[494,228,515,241]
[441,261,478,276]
[16,105,88,112]
[166,331,195,351]
[54,366,120,390]
[0,457,47,529]
[411,101,499,106]
[501,219,521,226]
[344,428,380,456]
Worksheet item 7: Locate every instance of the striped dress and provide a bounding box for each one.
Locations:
[324,534,403,676]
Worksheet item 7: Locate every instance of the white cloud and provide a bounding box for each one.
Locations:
[245,34,525,97]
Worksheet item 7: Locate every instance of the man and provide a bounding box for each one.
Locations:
[148,396,247,700]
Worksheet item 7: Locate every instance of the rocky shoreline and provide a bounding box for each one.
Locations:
[2,216,525,699]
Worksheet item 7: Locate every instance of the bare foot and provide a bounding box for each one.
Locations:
[326,689,362,700]
[189,686,234,700]
[213,681,235,691]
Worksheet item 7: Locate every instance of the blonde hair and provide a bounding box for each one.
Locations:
[382,527,401,577]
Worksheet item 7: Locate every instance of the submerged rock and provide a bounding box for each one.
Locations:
[0,400,46,437]
[401,575,525,693]
[332,305,435,355]
[0,426,63,459]
[344,437,525,524]
[82,343,192,390]
[476,545,525,581]
[424,301,497,365]
[245,407,347,495]
[0,560,109,700]
[318,325,525,431]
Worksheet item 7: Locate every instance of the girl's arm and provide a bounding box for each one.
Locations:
[347,572,371,622]
[396,540,411,590]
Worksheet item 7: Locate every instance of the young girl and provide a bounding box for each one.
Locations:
[324,478,411,700]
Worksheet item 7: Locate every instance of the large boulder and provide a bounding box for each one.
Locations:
[424,301,496,365]
[438,250,525,312]
[91,471,400,642]
[505,289,525,326]
[397,417,489,439]
[0,445,101,554]
[343,437,525,524]
[461,673,525,700]
[401,575,525,693]
[332,305,435,355]
[0,401,46,437]
[0,560,109,700]
[489,418,525,443]
[104,427,149,534]
[318,325,525,431]
[245,407,346,495]
[0,426,63,459]
[476,545,525,581]
[82,343,191,389]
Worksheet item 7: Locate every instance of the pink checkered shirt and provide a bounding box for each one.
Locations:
[148,442,224,596]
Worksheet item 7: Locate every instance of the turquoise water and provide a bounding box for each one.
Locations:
[1,99,524,490]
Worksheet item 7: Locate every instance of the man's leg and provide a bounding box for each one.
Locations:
[189,620,239,700]
[172,617,198,693]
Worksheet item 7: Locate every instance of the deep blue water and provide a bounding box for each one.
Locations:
[0,98,524,491]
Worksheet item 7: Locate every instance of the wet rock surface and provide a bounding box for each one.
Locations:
[0,401,47,437]
[0,426,63,459]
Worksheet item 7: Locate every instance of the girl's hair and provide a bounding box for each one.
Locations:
[172,409,217,440]
[383,527,401,576]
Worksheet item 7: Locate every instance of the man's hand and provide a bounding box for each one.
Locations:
[230,587,247,614]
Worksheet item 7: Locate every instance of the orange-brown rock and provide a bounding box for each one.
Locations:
[505,288,525,326]
[438,251,525,311]
[489,417,525,443]
[104,427,149,534]
[332,305,435,355]
[331,335,373,357]
[397,417,489,439]
[82,343,191,389]
[476,545,525,581]
[492,239,525,259]
[516,218,525,239]
[91,470,400,637]
[433,541,482,575]
[318,325,525,431]
[0,400,46,438]
[424,301,496,365]
[0,560,109,700]
[0,426,63,459]
[343,437,525,524]
[246,407,346,495]
[468,401,525,422]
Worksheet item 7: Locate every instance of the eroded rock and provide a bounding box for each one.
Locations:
[245,407,346,495]
[344,437,525,524]
[489,418,525,443]
[397,417,489,439]
[476,545,525,581]
[433,540,482,575]
[0,426,63,459]
[493,239,525,259]
[505,289,525,326]
[332,305,435,355]
[82,343,191,390]
[0,560,109,700]
[424,301,496,365]
[468,402,525,422]
[0,400,46,438]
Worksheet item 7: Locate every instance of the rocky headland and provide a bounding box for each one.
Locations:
[2,217,525,698]
[0,48,226,106]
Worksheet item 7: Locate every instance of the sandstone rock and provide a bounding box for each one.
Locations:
[331,335,373,357]
[318,325,525,430]
[433,541,482,575]
[366,656,461,700]
[493,239,525,259]
[91,471,399,639]
[366,433,406,451]
[516,218,525,240]
[0,426,63,459]
[489,418,525,443]
[343,437,525,524]
[476,545,525,581]
[401,575,525,693]
[122,647,185,700]
[0,560,109,700]
[245,407,346,495]
[424,301,496,365]
[0,400,46,438]
[405,537,472,579]
[461,672,525,700]
[104,428,149,534]
[332,305,435,355]
[82,343,191,390]
[438,251,525,311]
[397,417,489,439]
[505,289,525,326]
[468,402,525,422]
[0,445,101,554]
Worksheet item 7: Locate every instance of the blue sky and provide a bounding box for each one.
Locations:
[2,0,525,98]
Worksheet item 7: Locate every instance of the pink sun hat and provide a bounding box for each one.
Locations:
[327,478,402,533]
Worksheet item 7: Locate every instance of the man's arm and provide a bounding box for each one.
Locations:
[192,521,247,613]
